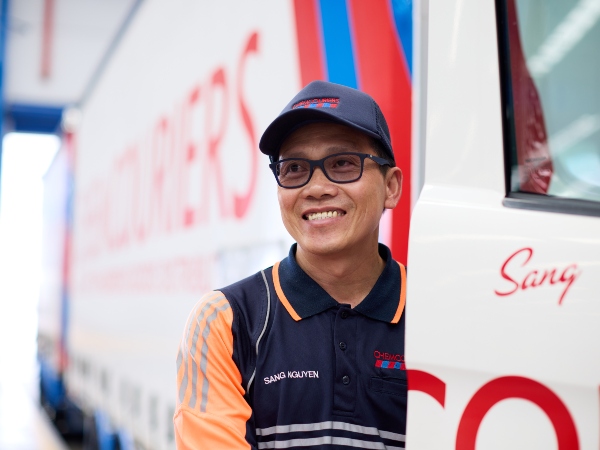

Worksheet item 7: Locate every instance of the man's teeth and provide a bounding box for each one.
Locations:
[307,211,341,221]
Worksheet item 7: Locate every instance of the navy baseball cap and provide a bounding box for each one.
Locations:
[259,80,394,163]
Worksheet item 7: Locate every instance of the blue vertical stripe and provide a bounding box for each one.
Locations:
[391,0,413,77]
[319,0,357,88]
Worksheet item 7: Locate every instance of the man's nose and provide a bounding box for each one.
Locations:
[309,165,330,183]
[303,165,337,196]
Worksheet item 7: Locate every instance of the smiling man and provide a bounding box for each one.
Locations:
[175,81,407,450]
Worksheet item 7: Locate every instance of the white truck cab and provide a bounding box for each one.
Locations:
[407,0,600,448]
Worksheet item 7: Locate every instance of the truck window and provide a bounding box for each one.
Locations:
[498,0,600,215]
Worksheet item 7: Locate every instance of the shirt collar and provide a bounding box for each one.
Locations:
[272,243,406,323]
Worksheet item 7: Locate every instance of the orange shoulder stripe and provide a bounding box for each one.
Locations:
[391,262,406,324]
[178,292,229,408]
[177,291,224,390]
[174,290,252,449]
[272,261,302,321]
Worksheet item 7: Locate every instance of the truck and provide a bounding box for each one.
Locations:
[407,0,600,448]
[38,0,600,448]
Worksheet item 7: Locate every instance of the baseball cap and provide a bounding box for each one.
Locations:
[259,80,394,162]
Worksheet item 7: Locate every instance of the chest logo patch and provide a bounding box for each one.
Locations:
[374,350,406,370]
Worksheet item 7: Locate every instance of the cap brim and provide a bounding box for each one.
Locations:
[259,107,380,158]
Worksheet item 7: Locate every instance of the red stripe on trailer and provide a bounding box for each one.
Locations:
[59,132,76,373]
[293,0,326,87]
[347,0,412,265]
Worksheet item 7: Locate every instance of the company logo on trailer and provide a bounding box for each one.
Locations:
[76,32,261,262]
[374,350,405,370]
[292,98,339,109]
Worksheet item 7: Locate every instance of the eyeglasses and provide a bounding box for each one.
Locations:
[269,152,392,189]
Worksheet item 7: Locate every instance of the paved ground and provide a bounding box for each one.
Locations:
[0,362,70,450]
[0,292,74,449]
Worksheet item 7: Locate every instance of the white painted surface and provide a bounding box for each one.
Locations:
[68,1,298,448]
[406,0,600,448]
[0,382,69,450]
[5,0,136,106]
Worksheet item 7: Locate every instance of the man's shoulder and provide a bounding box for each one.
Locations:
[218,265,274,301]
[216,266,275,337]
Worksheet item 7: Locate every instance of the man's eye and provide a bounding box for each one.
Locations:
[280,161,308,176]
[331,156,360,169]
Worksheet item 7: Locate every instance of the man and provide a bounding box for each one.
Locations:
[175,81,406,449]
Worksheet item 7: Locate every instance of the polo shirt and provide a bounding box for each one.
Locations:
[174,243,407,450]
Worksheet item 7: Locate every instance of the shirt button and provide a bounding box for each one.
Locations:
[342,375,350,385]
[341,311,348,319]
[339,342,347,351]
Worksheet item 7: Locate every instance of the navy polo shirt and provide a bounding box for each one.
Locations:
[218,243,407,449]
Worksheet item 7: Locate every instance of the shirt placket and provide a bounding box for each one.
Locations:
[332,305,357,414]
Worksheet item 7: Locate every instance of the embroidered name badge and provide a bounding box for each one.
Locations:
[264,370,320,384]
[292,97,339,109]
[374,350,406,370]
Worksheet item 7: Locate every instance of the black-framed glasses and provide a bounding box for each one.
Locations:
[269,152,392,188]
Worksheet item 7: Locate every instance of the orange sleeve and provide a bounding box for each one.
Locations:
[174,291,253,450]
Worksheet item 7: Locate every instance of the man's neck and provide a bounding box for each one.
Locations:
[295,244,386,308]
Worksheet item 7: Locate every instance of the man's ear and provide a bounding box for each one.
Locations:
[384,167,402,210]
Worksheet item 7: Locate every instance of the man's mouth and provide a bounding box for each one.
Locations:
[303,210,346,221]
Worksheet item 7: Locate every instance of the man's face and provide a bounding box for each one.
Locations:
[276,122,402,259]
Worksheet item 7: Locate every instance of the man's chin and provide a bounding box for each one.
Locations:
[296,240,346,258]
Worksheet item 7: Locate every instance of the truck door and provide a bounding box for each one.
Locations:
[406,0,600,448]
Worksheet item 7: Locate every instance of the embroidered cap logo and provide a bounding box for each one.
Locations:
[292,97,340,109]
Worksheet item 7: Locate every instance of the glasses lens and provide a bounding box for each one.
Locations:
[276,159,311,187]
[324,153,363,182]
